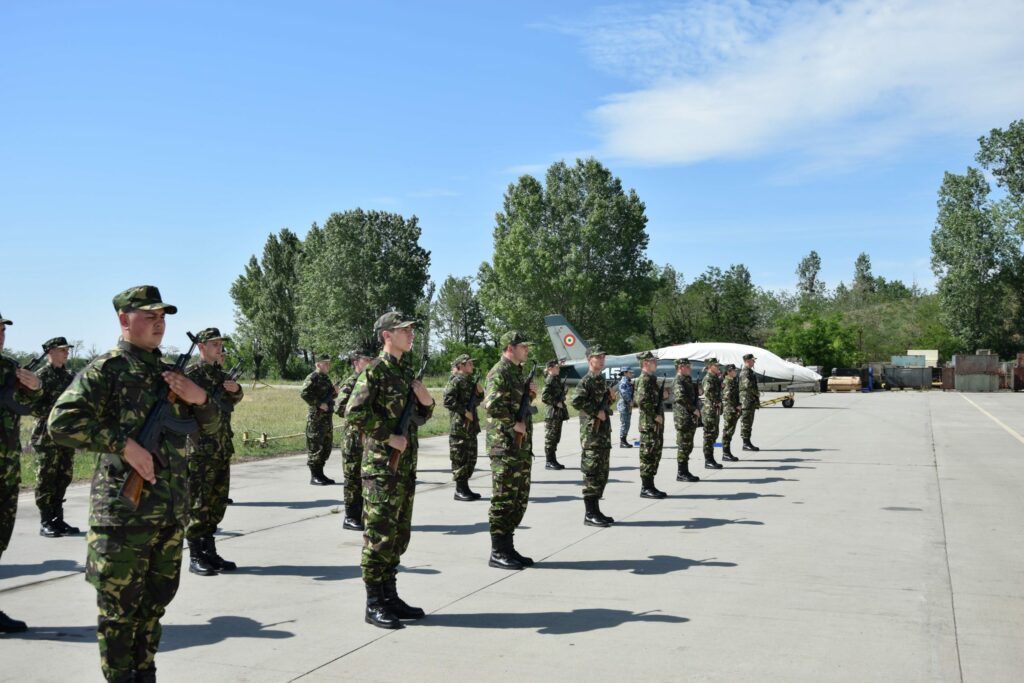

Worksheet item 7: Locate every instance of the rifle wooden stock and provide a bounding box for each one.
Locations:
[119,469,146,508]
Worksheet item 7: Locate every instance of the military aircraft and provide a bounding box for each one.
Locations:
[543,315,821,407]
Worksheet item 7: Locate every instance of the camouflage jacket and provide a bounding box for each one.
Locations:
[672,374,699,424]
[571,371,614,448]
[635,372,665,430]
[739,366,760,410]
[345,353,433,477]
[47,340,220,527]
[444,371,481,437]
[541,375,569,421]
[701,372,722,415]
[722,375,740,410]
[484,357,532,456]
[300,370,336,416]
[334,372,360,419]
[0,355,43,454]
[186,360,243,457]
[30,361,75,448]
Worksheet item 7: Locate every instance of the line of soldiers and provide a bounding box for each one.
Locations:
[1,288,244,682]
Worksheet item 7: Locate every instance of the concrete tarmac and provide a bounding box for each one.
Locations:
[1,391,1023,682]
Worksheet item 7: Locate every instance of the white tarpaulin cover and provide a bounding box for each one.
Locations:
[656,342,822,384]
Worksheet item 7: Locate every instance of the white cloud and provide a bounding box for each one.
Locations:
[569,0,1024,168]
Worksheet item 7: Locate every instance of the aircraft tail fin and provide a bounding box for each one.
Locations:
[544,314,588,363]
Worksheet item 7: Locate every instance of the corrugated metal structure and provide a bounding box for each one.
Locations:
[884,367,932,389]
[891,355,927,367]
[941,367,955,390]
[953,354,1000,392]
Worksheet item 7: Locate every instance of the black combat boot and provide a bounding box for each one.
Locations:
[343,501,364,530]
[309,465,335,486]
[54,503,81,535]
[134,666,157,683]
[544,449,565,470]
[383,578,426,619]
[453,478,475,501]
[365,583,403,629]
[705,456,723,470]
[676,461,700,482]
[742,439,760,452]
[584,497,610,527]
[39,508,63,538]
[0,610,27,633]
[226,497,234,504]
[204,536,237,571]
[721,443,739,462]
[619,439,633,448]
[188,539,218,576]
[640,476,667,499]
[488,534,523,570]
[508,534,534,566]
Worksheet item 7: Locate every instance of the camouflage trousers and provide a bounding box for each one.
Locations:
[306,412,333,467]
[581,447,610,499]
[361,450,417,584]
[617,403,631,442]
[34,443,76,514]
[721,407,740,446]
[86,524,183,682]
[488,448,531,536]
[741,408,757,440]
[0,449,20,555]
[341,429,364,507]
[449,431,478,481]
[543,418,563,457]
[674,419,697,464]
[185,452,230,542]
[702,412,720,461]
[638,425,664,478]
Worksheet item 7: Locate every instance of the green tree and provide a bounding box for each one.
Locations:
[478,158,655,357]
[718,264,758,343]
[795,250,826,310]
[976,119,1024,203]
[432,275,488,348]
[767,312,858,372]
[296,209,431,356]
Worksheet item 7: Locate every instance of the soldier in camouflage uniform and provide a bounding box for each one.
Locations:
[336,348,372,530]
[346,312,434,630]
[184,327,244,576]
[739,352,761,451]
[301,353,338,485]
[635,351,668,498]
[443,354,483,501]
[31,337,79,538]
[701,358,724,470]
[672,358,700,482]
[0,312,42,634]
[720,364,741,462]
[48,286,219,682]
[484,330,537,570]
[571,345,617,527]
[541,359,568,470]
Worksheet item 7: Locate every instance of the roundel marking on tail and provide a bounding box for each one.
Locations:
[564,334,576,347]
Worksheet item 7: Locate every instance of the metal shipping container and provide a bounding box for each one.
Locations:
[941,367,955,390]
[884,367,931,389]
[891,355,927,367]
[953,354,1000,374]
[955,374,999,392]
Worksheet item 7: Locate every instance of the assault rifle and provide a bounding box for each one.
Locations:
[0,353,46,416]
[387,359,430,473]
[465,375,482,424]
[513,363,538,449]
[118,332,201,509]
[208,363,243,414]
[656,378,667,434]
[592,385,612,434]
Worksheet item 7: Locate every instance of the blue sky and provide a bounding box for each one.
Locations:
[3,0,1023,353]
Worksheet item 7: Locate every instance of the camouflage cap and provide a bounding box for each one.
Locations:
[674,358,691,367]
[743,353,756,361]
[42,337,73,352]
[636,351,655,361]
[316,353,332,362]
[705,357,720,366]
[451,353,473,368]
[112,285,178,314]
[587,345,607,358]
[546,359,560,368]
[724,363,737,372]
[0,312,11,325]
[499,330,530,348]
[350,346,373,360]
[374,311,418,336]
[196,327,229,344]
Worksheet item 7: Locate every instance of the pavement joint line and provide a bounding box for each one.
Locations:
[929,396,965,683]
[0,570,85,596]
[958,393,1024,446]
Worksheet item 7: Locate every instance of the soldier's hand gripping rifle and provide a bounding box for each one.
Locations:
[387,359,430,474]
[118,332,201,509]
[592,384,612,434]
[466,374,482,424]
[209,363,243,414]
[513,363,538,449]
[0,353,45,415]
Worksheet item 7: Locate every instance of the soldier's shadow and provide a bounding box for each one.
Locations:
[533,479,629,485]
[706,477,798,484]
[412,522,491,536]
[670,492,784,501]
[15,616,295,651]
[614,518,764,530]
[231,564,363,581]
[537,555,736,575]
[423,608,688,634]
[230,499,342,510]
[528,495,583,504]
[725,465,813,471]
[0,559,84,579]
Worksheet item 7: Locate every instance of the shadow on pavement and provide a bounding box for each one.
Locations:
[0,559,84,579]
[724,464,814,471]
[423,608,688,634]
[412,522,491,536]
[11,617,296,651]
[528,495,583,504]
[532,479,628,485]
[755,450,832,454]
[231,564,440,581]
[537,555,736,575]
[706,477,798,484]
[672,492,784,501]
[229,499,341,509]
[615,518,764,530]
[608,466,639,472]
